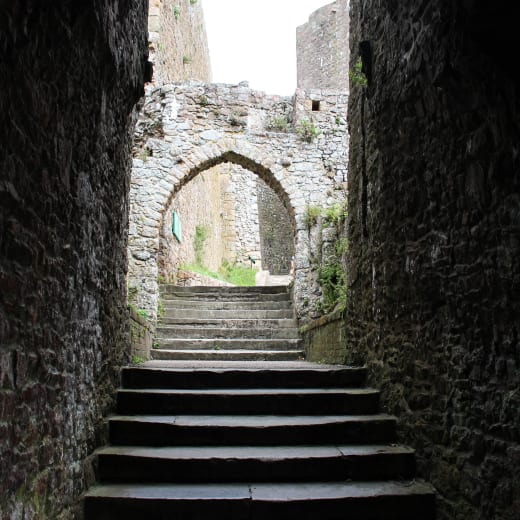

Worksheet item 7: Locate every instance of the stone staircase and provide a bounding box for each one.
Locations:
[152,285,304,362]
[84,285,436,519]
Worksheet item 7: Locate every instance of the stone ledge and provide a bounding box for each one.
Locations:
[300,309,346,365]
[299,308,343,334]
[129,306,153,361]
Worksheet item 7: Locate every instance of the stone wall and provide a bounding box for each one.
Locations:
[257,179,294,274]
[296,0,350,91]
[160,167,226,275]
[227,166,262,267]
[148,0,211,84]
[130,82,349,320]
[0,2,147,518]
[347,2,520,519]
[300,310,347,364]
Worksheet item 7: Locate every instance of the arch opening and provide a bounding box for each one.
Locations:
[158,151,296,286]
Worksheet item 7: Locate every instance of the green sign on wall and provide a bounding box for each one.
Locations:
[172,211,182,242]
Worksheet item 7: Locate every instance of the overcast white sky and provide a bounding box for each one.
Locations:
[203,0,333,95]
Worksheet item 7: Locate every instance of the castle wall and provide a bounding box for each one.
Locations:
[148,0,211,84]
[296,0,350,91]
[347,1,520,518]
[0,2,147,517]
[130,81,349,320]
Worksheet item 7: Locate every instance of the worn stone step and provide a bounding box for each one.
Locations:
[162,292,291,302]
[161,309,294,319]
[97,445,416,483]
[116,388,380,415]
[160,285,289,295]
[109,414,397,446]
[156,326,300,340]
[153,338,302,351]
[150,349,305,362]
[84,480,435,520]
[121,366,367,389]
[162,300,293,310]
[158,318,298,328]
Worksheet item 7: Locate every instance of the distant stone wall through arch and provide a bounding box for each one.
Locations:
[128,81,349,320]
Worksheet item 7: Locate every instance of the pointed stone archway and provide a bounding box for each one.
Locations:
[128,82,349,320]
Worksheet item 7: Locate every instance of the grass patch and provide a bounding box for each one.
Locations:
[181,261,256,286]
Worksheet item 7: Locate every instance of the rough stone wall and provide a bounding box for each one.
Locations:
[160,167,226,275]
[228,166,262,267]
[130,82,349,320]
[0,2,147,518]
[257,180,294,274]
[148,0,211,84]
[347,2,520,519]
[297,0,350,91]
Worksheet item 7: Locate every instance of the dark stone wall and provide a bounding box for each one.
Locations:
[347,2,520,519]
[257,179,294,274]
[0,2,147,517]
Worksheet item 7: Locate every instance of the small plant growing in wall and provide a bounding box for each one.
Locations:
[349,57,368,87]
[297,118,321,142]
[182,55,192,65]
[190,0,197,4]
[173,5,180,19]
[304,205,322,228]
[267,115,290,132]
[198,94,209,106]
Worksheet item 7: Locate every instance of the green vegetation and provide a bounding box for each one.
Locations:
[190,0,197,4]
[182,55,192,65]
[304,202,348,229]
[267,115,290,132]
[137,309,148,320]
[131,355,146,365]
[173,5,180,19]
[304,205,322,228]
[349,57,368,87]
[194,224,209,265]
[220,260,256,286]
[199,94,209,106]
[305,202,349,314]
[180,261,256,287]
[297,118,321,142]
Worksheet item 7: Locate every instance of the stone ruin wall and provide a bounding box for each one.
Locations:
[130,82,349,321]
[0,2,148,518]
[297,0,350,91]
[347,1,520,518]
[160,168,226,276]
[148,0,212,84]
[257,180,295,274]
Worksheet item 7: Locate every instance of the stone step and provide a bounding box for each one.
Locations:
[156,326,300,340]
[161,285,289,295]
[150,349,305,362]
[116,388,380,416]
[84,480,435,519]
[121,366,367,389]
[153,338,302,351]
[158,318,298,328]
[96,445,416,483]
[161,309,294,319]
[108,414,397,447]
[162,300,293,310]
[162,292,291,302]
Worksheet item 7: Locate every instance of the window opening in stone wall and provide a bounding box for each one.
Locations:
[312,100,321,111]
